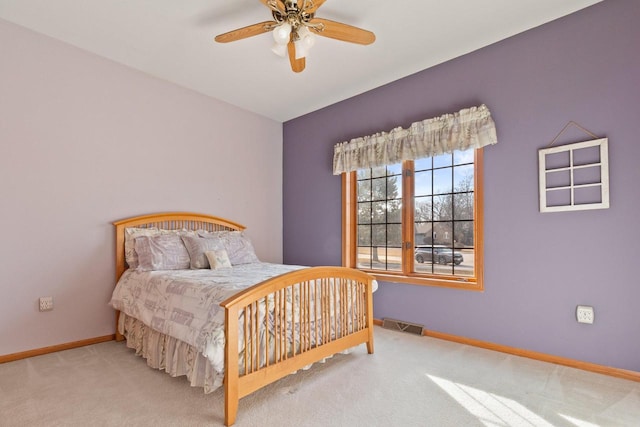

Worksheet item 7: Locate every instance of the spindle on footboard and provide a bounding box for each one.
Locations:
[221,267,374,426]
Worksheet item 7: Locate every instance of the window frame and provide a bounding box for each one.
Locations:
[342,149,484,291]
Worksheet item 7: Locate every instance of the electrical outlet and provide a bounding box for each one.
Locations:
[39,296,53,312]
[576,305,594,324]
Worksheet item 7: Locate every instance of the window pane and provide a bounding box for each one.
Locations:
[415,221,433,245]
[357,225,371,246]
[453,149,474,165]
[371,178,386,200]
[387,200,403,223]
[387,223,402,247]
[433,195,452,221]
[433,153,452,168]
[357,169,371,180]
[415,196,433,221]
[371,201,387,223]
[415,157,432,171]
[454,164,474,191]
[433,168,453,195]
[434,222,454,246]
[456,221,474,248]
[357,202,372,224]
[455,221,475,278]
[454,193,474,220]
[357,180,372,202]
[456,248,474,277]
[371,166,387,178]
[372,225,387,246]
[387,175,402,199]
[414,170,432,197]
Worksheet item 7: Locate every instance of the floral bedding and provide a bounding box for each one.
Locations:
[109,262,305,373]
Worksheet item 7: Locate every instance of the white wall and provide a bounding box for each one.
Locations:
[0,19,283,355]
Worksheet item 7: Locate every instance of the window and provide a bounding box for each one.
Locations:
[342,148,483,290]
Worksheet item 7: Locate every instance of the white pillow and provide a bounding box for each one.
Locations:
[134,234,191,271]
[205,249,232,270]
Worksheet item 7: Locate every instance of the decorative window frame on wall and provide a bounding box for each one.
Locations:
[538,138,609,213]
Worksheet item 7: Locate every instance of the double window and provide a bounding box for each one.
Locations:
[342,148,483,290]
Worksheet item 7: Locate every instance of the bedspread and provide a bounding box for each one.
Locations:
[109,262,305,373]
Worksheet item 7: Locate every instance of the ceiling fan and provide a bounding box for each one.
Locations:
[214,0,375,73]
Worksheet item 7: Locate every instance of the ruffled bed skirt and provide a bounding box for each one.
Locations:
[119,314,224,393]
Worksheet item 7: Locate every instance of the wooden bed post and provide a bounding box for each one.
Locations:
[224,306,240,426]
[366,282,375,354]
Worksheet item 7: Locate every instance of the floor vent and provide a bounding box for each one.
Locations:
[382,318,424,336]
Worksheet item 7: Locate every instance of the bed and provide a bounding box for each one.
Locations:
[110,212,375,426]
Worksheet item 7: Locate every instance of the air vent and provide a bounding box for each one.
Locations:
[382,318,424,336]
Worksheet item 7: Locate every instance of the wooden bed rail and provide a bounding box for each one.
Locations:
[220,266,375,426]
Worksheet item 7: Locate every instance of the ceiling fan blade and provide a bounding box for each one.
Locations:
[304,0,326,14]
[215,21,275,43]
[259,0,286,14]
[309,18,375,45]
[287,41,306,73]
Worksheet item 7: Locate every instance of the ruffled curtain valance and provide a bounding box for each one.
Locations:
[332,104,498,175]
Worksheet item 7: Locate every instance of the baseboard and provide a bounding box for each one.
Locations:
[373,319,640,382]
[0,335,115,364]
[5,325,639,383]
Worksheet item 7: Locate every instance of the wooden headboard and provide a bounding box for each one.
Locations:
[113,212,245,282]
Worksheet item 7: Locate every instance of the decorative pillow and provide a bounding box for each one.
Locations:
[181,235,224,269]
[205,249,232,270]
[134,234,191,271]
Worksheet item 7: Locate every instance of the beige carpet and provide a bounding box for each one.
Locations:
[1,326,639,426]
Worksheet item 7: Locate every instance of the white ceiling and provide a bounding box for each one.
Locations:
[0,0,601,122]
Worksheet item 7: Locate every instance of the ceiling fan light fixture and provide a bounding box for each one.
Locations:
[294,26,315,59]
[294,39,307,59]
[272,22,292,45]
[271,43,288,57]
[215,0,375,73]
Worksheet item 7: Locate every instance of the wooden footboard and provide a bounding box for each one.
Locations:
[220,266,374,426]
[113,213,375,426]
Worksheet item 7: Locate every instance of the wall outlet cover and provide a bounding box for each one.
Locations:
[576,305,594,324]
[39,296,53,312]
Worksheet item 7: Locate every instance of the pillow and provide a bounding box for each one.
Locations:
[124,227,160,268]
[134,233,191,271]
[125,228,197,269]
[217,231,260,265]
[205,249,232,270]
[181,235,224,269]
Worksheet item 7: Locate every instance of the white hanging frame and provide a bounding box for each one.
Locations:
[538,138,609,213]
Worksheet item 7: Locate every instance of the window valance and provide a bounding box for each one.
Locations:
[332,104,497,175]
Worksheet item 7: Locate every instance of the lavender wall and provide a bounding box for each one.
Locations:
[283,0,640,372]
[0,20,283,356]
